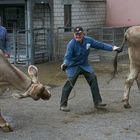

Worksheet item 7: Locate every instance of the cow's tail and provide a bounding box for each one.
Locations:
[108,36,126,83]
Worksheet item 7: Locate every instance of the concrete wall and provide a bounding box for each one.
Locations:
[53,0,106,30]
[106,0,140,26]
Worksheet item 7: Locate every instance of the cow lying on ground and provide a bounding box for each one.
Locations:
[0,50,51,132]
[114,26,140,108]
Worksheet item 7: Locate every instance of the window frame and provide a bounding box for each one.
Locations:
[64,4,72,32]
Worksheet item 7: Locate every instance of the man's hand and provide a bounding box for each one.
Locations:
[61,64,67,71]
[113,46,122,53]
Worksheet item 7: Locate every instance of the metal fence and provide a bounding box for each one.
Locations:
[8,29,29,65]
[33,28,51,63]
[8,27,51,65]
[54,27,74,60]
[55,26,129,63]
[86,26,129,63]
[8,26,129,65]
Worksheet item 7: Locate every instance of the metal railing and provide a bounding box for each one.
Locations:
[8,27,51,65]
[33,28,51,63]
[8,29,30,65]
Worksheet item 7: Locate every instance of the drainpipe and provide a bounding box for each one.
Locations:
[25,0,34,64]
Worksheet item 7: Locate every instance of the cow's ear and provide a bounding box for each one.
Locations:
[28,65,39,83]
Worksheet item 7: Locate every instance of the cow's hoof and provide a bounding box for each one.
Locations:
[124,104,131,109]
[0,123,13,132]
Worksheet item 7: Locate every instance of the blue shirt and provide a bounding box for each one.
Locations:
[0,26,10,53]
[63,36,113,77]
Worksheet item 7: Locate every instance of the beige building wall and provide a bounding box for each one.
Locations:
[53,0,106,30]
[106,0,140,26]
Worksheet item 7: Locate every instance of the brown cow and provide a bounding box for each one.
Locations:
[114,26,140,108]
[0,50,51,132]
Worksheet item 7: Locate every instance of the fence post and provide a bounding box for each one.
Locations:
[12,28,17,64]
[112,27,115,45]
[25,0,34,64]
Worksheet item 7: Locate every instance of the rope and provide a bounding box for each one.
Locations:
[46,70,63,86]
[46,70,77,101]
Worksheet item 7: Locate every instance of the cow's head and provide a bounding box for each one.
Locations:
[27,65,51,100]
[13,65,51,100]
[24,83,51,101]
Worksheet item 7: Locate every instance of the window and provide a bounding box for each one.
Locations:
[64,4,71,32]
[2,5,25,32]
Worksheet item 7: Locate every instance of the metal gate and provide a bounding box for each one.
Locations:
[9,27,51,65]
[6,2,52,65]
[33,28,51,63]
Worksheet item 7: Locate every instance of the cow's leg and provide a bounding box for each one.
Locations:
[123,69,138,108]
[136,73,140,91]
[0,111,13,132]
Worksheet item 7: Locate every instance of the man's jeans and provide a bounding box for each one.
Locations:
[60,67,102,107]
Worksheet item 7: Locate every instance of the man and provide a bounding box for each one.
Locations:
[60,26,121,112]
[0,17,10,58]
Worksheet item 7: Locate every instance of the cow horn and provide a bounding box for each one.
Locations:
[28,65,39,83]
